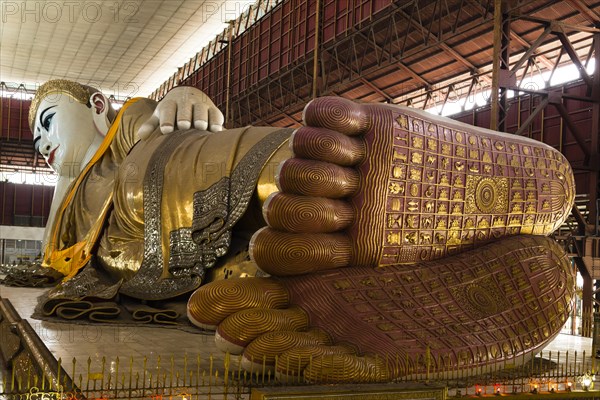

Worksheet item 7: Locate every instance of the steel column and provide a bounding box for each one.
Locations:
[589,33,600,230]
[582,266,593,337]
[225,22,234,126]
[490,0,509,131]
[312,0,321,99]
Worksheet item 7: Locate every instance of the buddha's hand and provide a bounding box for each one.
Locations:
[138,86,224,139]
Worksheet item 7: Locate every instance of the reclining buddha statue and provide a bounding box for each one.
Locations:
[29,79,575,382]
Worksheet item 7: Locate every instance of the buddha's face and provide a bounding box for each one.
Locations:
[32,93,102,176]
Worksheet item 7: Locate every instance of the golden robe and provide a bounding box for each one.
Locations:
[44,98,292,300]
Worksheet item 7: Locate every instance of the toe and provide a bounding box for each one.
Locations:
[263,193,354,233]
[187,278,288,330]
[304,353,391,383]
[276,344,355,380]
[215,306,308,354]
[250,228,352,276]
[303,97,370,136]
[276,158,359,198]
[290,127,366,166]
[241,329,331,373]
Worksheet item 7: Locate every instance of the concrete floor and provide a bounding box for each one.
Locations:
[0,283,237,398]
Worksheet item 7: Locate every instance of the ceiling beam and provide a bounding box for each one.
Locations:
[521,16,600,34]
[508,32,555,71]
[564,0,600,25]
[353,31,431,87]
[466,0,555,71]
[391,2,489,81]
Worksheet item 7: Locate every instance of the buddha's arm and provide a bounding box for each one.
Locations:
[110,98,157,163]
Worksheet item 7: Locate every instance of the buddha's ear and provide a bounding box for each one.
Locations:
[90,92,111,136]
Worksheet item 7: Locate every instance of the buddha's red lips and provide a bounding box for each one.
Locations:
[48,146,58,165]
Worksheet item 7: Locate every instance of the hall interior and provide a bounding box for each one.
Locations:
[2,0,600,398]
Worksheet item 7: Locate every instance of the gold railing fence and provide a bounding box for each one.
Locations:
[1,348,600,399]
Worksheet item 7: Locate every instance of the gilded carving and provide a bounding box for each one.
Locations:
[477,219,490,229]
[392,166,404,178]
[409,168,422,181]
[424,201,435,213]
[405,232,418,244]
[412,136,424,149]
[407,201,419,212]
[422,216,433,228]
[420,233,432,244]
[412,120,422,132]
[396,115,408,128]
[410,183,419,196]
[465,176,508,214]
[387,232,401,245]
[393,150,408,163]
[389,182,403,194]
[427,138,437,151]
[439,174,449,185]
[411,151,423,164]
[333,280,352,290]
[388,215,401,228]
[361,277,376,286]
[492,217,505,227]
[405,215,418,229]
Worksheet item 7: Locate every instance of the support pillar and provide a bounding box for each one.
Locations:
[571,288,578,334]
[490,0,510,131]
[589,33,600,233]
[583,274,593,337]
[311,0,321,99]
[593,278,600,359]
[224,22,234,127]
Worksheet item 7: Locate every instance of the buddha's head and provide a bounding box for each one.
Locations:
[29,79,116,176]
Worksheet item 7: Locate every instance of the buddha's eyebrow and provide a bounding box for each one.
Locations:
[39,105,57,127]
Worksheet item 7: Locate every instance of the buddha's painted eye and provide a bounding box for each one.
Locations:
[42,112,55,131]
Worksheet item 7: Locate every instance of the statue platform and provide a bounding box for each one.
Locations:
[0,281,596,399]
